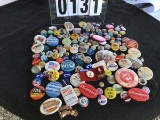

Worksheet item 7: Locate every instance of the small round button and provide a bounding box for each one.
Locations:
[104,87,116,99]
[86,71,94,78]
[78,96,89,107]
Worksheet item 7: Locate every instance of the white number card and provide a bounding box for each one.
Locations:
[56,0,103,17]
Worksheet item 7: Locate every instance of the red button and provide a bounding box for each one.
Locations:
[126,40,139,48]
[79,83,97,98]
[115,55,124,62]
[115,68,139,88]
[32,59,41,66]
[128,88,149,102]
[56,57,64,63]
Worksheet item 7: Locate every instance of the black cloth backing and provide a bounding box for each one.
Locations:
[0,0,160,120]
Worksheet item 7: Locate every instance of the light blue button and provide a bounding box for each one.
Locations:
[46,35,59,46]
[61,60,75,72]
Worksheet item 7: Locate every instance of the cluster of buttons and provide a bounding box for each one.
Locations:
[31,21,154,117]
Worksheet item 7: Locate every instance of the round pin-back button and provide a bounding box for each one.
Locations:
[91,35,106,42]
[30,87,45,100]
[83,56,92,63]
[45,61,60,71]
[104,44,111,49]
[79,45,89,53]
[99,82,104,88]
[32,78,41,86]
[126,40,139,48]
[142,86,150,94]
[53,29,60,35]
[128,48,141,58]
[120,91,131,102]
[64,22,74,31]
[62,38,71,45]
[96,88,103,95]
[105,70,112,76]
[61,60,75,72]
[63,72,71,79]
[115,55,123,62]
[71,34,79,40]
[48,70,59,81]
[86,71,94,78]
[74,88,81,96]
[115,68,139,88]
[46,51,53,57]
[118,59,132,68]
[46,35,59,46]
[86,48,95,55]
[107,61,118,71]
[36,72,44,79]
[104,87,116,99]
[39,61,46,68]
[99,41,107,45]
[45,82,62,98]
[34,35,46,44]
[70,73,81,87]
[70,47,78,54]
[40,98,62,115]
[98,95,107,105]
[112,84,123,94]
[86,63,92,69]
[106,24,114,29]
[41,55,48,62]
[51,52,59,59]
[56,57,64,64]
[32,59,41,66]
[31,43,44,53]
[111,43,119,51]
[107,75,116,84]
[130,58,143,69]
[120,46,127,51]
[31,65,41,74]
[138,67,153,80]
[32,53,40,59]
[78,96,89,107]
[139,77,147,86]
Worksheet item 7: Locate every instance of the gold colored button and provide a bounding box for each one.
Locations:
[104,87,116,99]
[111,43,119,51]
[48,70,59,81]
[52,52,59,59]
[39,61,46,68]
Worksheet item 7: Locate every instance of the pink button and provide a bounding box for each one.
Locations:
[92,35,106,42]
[106,24,114,29]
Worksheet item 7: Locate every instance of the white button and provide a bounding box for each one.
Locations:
[86,71,94,78]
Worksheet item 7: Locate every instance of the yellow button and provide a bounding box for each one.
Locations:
[105,70,112,76]
[54,30,60,35]
[111,43,119,51]
[48,70,59,81]
[39,61,46,68]
[71,34,79,40]
[51,52,59,59]
[104,87,116,99]
[79,21,87,27]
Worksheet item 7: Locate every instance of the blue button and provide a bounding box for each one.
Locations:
[45,82,62,98]
[63,72,71,79]
[61,60,75,72]
[43,45,50,52]
[46,35,59,46]
[60,79,71,87]
[87,48,95,55]
[86,63,92,69]
[71,54,78,61]
[36,72,44,79]
[63,56,69,60]
[41,55,48,62]
[75,59,84,66]
[32,78,41,86]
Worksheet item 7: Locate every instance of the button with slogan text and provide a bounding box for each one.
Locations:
[61,60,75,72]
[40,98,62,115]
[142,86,150,94]
[86,71,94,78]
[45,82,62,98]
[46,35,59,46]
[98,95,107,105]
[112,84,123,94]
[74,88,81,96]
[130,58,143,69]
[31,65,41,74]
[128,48,141,58]
[128,88,149,102]
[115,55,124,62]
[70,47,78,54]
[104,87,116,99]
[30,87,45,100]
[79,83,97,98]
[138,67,153,80]
[78,96,89,107]
[70,73,82,87]
[91,35,106,42]
[126,40,139,48]
[107,61,118,71]
[45,61,60,71]
[115,68,139,88]
[32,59,41,66]
[118,59,132,68]
[120,91,131,102]
[31,43,44,53]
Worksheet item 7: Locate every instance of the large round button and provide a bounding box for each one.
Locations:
[61,60,75,72]
[138,67,153,80]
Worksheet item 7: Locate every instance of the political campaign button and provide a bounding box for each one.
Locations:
[139,77,147,86]
[75,59,84,66]
[73,28,81,34]
[106,24,114,29]
[120,91,131,102]
[83,56,92,63]
[70,73,81,87]
[32,53,40,59]
[138,67,153,80]
[45,61,60,71]
[64,44,71,51]
[92,41,99,46]
[112,84,123,94]
[78,36,84,42]
[75,66,83,73]
[115,55,124,62]
[86,63,92,69]
[41,55,48,62]
[119,46,127,51]
[41,30,47,35]
[99,41,107,45]
[46,51,53,57]
[61,60,75,72]
[111,43,119,51]
[60,85,78,106]
[128,48,141,58]
[118,59,132,68]
[39,61,46,68]
[91,35,106,42]
[107,61,118,71]
[70,47,78,54]
[32,78,41,86]
[30,86,45,100]
[49,26,57,30]
[99,82,104,88]
[70,55,78,61]
[142,86,150,94]
[104,87,116,99]
[31,65,41,74]
[34,35,46,44]
[63,72,71,79]
[56,57,64,64]
[48,70,59,81]
[86,48,95,55]
[86,71,94,78]
[78,96,89,107]
[107,75,116,84]
[36,72,44,79]
[125,54,132,59]
[64,22,74,31]
[51,52,59,59]
[126,40,139,48]
[104,44,111,50]
[46,35,59,46]
[71,34,79,40]
[43,45,50,52]
[79,21,87,27]
[32,59,41,66]
[60,79,70,87]
[128,88,149,102]
[40,52,45,56]
[53,29,60,35]
[96,88,103,95]
[115,68,139,88]
[40,98,62,115]
[74,88,81,96]
[31,43,44,53]
[98,95,107,105]
[79,83,97,98]
[78,45,89,54]
[46,82,62,98]
[59,47,66,53]
[105,70,112,76]
[48,30,54,35]
[63,56,69,60]
[72,40,78,44]
[62,38,71,45]
[62,33,70,39]
[98,46,104,50]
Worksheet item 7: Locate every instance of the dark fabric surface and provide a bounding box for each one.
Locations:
[0,0,160,120]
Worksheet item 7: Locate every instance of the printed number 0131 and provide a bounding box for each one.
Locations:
[56,0,103,17]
